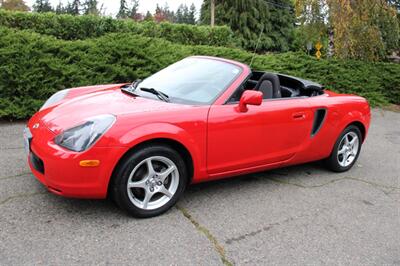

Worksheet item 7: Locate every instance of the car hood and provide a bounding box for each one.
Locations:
[39,88,188,133]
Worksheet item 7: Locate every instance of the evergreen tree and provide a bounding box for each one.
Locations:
[154,3,166,22]
[83,0,100,15]
[162,2,175,22]
[155,3,162,15]
[176,4,184,23]
[117,0,129,18]
[188,3,196,24]
[144,10,153,21]
[55,1,66,14]
[176,4,194,24]
[65,0,80,15]
[128,0,140,19]
[182,4,189,23]
[200,0,295,52]
[33,0,53,12]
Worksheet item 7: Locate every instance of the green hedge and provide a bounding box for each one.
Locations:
[0,10,234,47]
[1,27,399,119]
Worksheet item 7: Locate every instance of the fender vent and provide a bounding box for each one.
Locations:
[311,109,327,137]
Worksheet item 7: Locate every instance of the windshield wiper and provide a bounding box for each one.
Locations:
[140,87,170,102]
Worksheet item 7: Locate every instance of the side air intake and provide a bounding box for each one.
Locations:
[311,108,327,137]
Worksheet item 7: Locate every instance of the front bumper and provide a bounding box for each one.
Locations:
[25,124,128,199]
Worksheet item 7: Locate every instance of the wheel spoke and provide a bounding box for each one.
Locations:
[344,135,350,145]
[159,186,173,198]
[146,158,155,176]
[128,179,147,189]
[142,191,153,209]
[158,165,176,182]
[338,146,346,155]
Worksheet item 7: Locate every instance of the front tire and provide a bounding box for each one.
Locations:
[111,145,188,218]
[325,125,362,172]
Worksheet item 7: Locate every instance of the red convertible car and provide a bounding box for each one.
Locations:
[25,56,371,217]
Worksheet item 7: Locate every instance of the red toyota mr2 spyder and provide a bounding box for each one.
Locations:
[25,56,371,217]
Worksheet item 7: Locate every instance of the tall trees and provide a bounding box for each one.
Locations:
[117,0,129,18]
[144,11,153,21]
[1,0,29,11]
[55,1,66,14]
[200,0,295,52]
[154,3,166,22]
[268,0,296,51]
[128,0,140,20]
[176,4,196,24]
[33,0,53,12]
[83,0,101,15]
[210,0,215,26]
[188,3,196,24]
[66,0,80,15]
[296,0,399,60]
[162,3,176,23]
[294,0,329,52]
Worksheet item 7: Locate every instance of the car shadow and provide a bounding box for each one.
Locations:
[185,161,327,194]
[33,161,328,218]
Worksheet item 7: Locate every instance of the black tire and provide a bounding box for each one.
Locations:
[324,125,362,172]
[111,144,188,218]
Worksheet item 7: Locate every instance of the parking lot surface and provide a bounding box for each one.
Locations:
[1,109,399,265]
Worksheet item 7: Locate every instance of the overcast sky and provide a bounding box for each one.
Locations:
[25,0,204,17]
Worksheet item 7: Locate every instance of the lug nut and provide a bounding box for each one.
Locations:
[150,187,154,192]
[157,181,162,186]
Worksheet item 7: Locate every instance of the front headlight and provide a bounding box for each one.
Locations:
[40,89,70,110]
[54,114,116,152]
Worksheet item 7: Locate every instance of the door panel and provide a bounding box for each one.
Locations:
[207,98,312,174]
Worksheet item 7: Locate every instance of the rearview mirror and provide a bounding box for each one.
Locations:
[237,90,263,112]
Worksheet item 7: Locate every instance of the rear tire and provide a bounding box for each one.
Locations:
[324,125,362,172]
[111,145,188,218]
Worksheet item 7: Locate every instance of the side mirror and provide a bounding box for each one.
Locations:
[237,90,263,112]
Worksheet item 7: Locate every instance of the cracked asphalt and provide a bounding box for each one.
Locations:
[1,109,399,265]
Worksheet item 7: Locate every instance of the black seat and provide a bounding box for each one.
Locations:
[255,73,281,99]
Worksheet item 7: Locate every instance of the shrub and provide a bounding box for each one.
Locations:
[0,10,235,47]
[0,27,399,120]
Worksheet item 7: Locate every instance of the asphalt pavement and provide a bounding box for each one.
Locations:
[0,109,399,265]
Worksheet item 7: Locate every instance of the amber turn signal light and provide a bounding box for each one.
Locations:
[79,160,100,167]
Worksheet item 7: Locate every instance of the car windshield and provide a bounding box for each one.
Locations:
[136,57,242,105]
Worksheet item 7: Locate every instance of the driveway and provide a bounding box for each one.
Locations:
[0,109,399,265]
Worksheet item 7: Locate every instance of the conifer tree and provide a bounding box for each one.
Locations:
[117,0,129,18]
[200,0,295,52]
[55,1,66,14]
[83,0,100,15]
[188,3,196,24]
[33,0,53,12]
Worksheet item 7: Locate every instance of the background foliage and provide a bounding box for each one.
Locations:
[1,26,399,120]
[295,0,400,61]
[0,9,234,46]
[200,0,295,52]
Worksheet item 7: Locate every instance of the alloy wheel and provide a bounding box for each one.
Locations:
[337,131,359,167]
[126,156,179,210]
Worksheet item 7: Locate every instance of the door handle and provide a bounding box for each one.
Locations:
[292,112,306,120]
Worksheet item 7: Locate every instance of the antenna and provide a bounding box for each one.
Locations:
[250,25,264,68]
